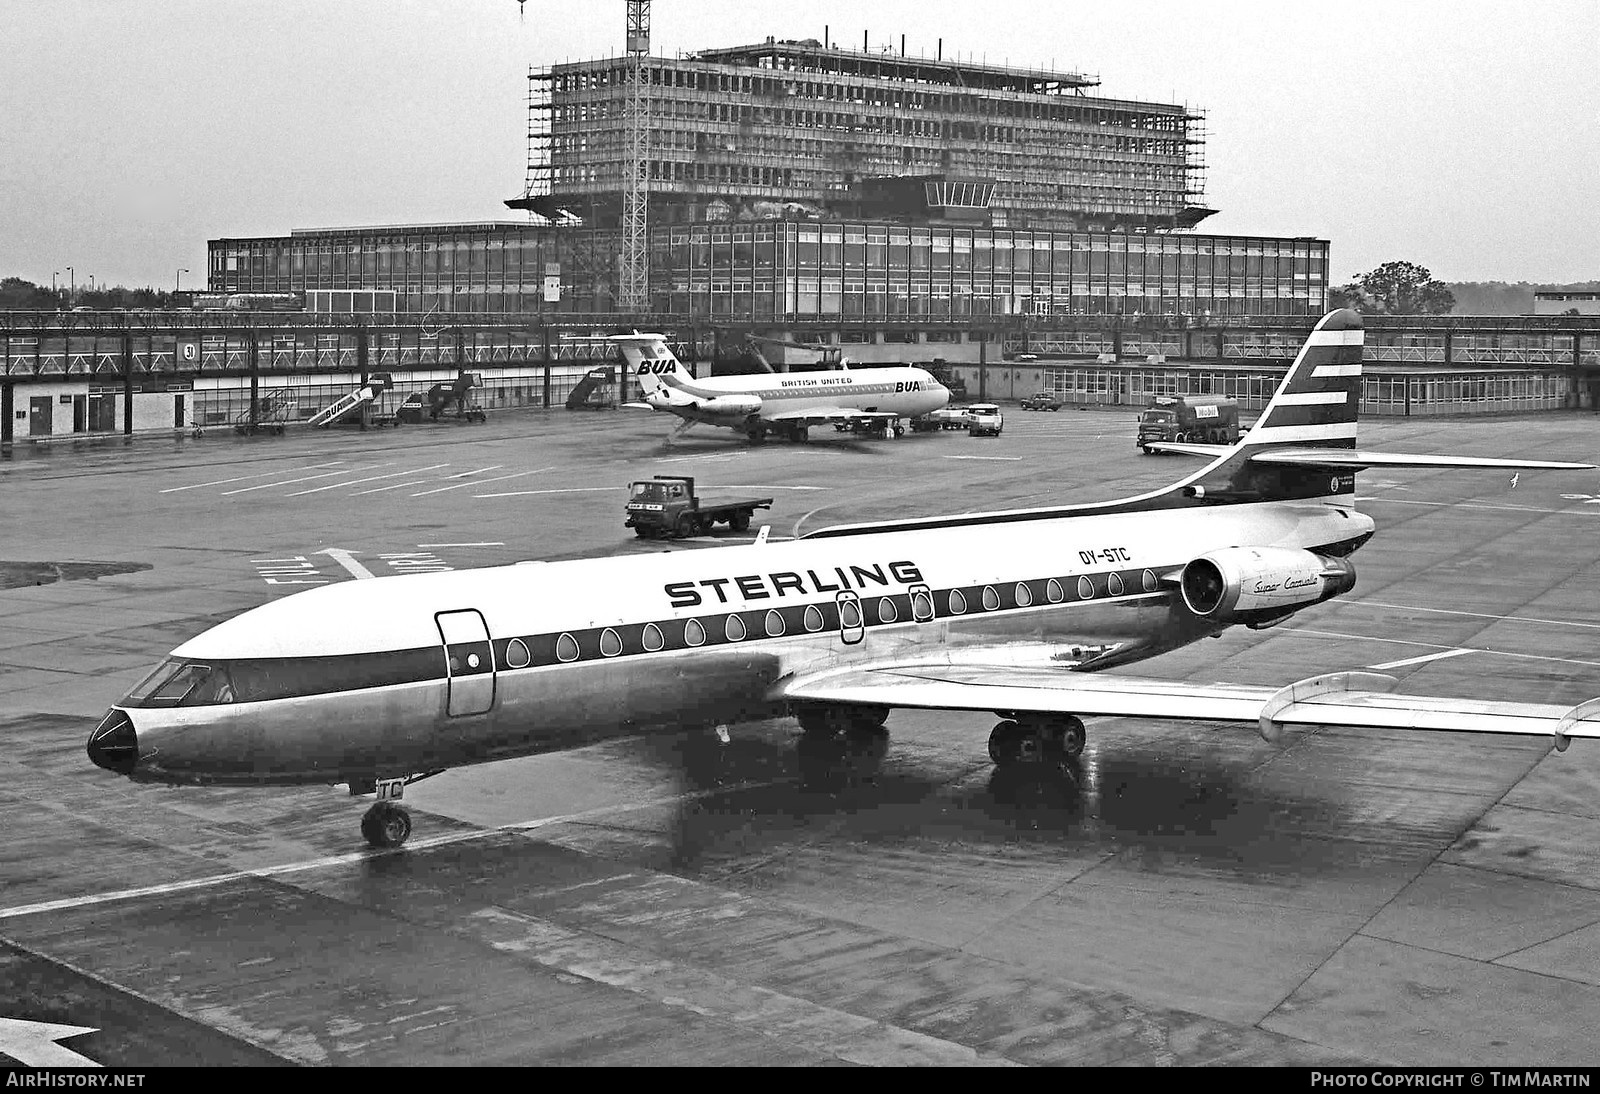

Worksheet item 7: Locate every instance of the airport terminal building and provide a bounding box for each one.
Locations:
[208,221,1329,322]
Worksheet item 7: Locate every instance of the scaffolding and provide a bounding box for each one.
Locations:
[512,37,1211,233]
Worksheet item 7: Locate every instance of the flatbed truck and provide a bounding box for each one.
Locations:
[624,476,773,539]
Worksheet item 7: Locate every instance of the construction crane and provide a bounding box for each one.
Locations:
[619,1,651,315]
[511,3,651,314]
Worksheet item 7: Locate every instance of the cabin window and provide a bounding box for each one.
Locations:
[1142,569,1158,592]
[1108,573,1125,596]
[877,597,898,623]
[555,633,580,662]
[726,614,747,641]
[505,639,531,669]
[911,589,934,621]
[765,609,786,636]
[949,589,967,614]
[685,619,706,646]
[1046,578,1064,603]
[803,604,825,632]
[1015,582,1032,607]
[1078,576,1095,599]
[600,628,623,657]
[642,623,664,651]
[839,598,862,628]
[981,585,1000,611]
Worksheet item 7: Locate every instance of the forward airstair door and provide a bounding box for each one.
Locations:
[436,609,496,717]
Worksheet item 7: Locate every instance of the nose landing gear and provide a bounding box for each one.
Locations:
[350,770,444,848]
[360,801,413,848]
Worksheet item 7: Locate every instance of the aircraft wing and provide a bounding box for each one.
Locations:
[772,662,1600,747]
[764,407,899,425]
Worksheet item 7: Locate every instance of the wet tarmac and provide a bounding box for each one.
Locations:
[3,405,1599,1065]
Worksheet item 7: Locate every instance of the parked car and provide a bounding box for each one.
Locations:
[967,403,1004,437]
[1020,391,1063,411]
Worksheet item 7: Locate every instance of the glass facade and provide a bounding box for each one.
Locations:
[211,222,1329,320]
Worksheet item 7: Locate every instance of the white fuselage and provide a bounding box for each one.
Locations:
[648,366,948,427]
[108,496,1372,786]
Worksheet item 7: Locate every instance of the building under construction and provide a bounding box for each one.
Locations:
[209,31,1331,324]
[510,36,1210,233]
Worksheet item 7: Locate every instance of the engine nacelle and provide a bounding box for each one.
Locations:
[698,394,763,418]
[1179,546,1356,625]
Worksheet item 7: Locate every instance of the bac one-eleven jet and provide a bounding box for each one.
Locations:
[618,334,948,443]
[88,310,1600,848]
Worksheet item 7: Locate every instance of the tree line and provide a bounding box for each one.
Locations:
[0,277,181,311]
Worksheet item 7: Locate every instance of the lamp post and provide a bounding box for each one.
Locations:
[66,266,74,302]
[176,268,189,294]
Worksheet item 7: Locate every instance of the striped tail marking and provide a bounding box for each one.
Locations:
[1242,308,1363,449]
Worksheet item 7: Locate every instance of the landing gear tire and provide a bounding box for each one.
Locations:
[361,802,412,848]
[795,702,888,739]
[988,720,1024,764]
[988,715,1086,765]
[1048,715,1087,758]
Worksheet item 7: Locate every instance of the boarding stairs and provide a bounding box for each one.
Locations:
[308,374,391,428]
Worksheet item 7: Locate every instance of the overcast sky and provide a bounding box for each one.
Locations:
[4,0,1596,290]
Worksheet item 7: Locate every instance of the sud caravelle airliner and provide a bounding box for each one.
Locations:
[617,334,948,442]
[87,310,1600,848]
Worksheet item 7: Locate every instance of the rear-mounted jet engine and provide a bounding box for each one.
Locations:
[1180,546,1356,629]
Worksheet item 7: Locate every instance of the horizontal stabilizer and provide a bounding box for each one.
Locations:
[1247,448,1596,471]
[621,402,653,410]
[1145,442,1234,458]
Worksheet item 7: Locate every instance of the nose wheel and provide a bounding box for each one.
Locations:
[988,715,1086,765]
[361,801,413,848]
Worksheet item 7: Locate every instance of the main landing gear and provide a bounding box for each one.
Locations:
[794,702,890,739]
[987,715,1087,766]
[792,703,891,791]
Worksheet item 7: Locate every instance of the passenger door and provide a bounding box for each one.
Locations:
[435,609,496,716]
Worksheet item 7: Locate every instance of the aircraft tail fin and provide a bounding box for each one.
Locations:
[611,333,692,405]
[1167,310,1591,503]
[1237,308,1363,451]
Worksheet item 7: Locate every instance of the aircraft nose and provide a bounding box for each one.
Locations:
[87,708,139,775]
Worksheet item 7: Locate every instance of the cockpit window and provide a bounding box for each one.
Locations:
[123,658,186,704]
[121,659,232,707]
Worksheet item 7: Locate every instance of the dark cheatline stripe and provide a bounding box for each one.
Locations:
[1256,402,1358,430]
